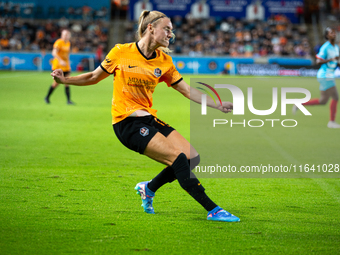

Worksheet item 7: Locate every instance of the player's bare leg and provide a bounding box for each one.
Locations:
[293,87,340,127]
[45,72,74,105]
[45,80,59,104]
[51,80,60,89]
[326,87,340,128]
[135,132,181,213]
[319,89,332,104]
[137,131,240,221]
[63,73,74,105]
[145,131,200,191]
[143,133,224,212]
[166,130,199,160]
[144,132,182,166]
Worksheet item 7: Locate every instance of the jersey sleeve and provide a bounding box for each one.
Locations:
[53,39,62,50]
[100,45,121,74]
[316,44,327,60]
[160,63,183,87]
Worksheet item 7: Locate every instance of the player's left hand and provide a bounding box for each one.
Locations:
[217,101,233,113]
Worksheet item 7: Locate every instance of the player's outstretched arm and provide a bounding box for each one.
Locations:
[316,57,338,64]
[51,66,110,86]
[172,79,233,113]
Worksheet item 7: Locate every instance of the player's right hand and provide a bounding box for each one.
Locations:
[51,69,65,84]
[217,101,233,113]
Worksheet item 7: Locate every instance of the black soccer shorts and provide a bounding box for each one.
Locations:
[113,115,175,154]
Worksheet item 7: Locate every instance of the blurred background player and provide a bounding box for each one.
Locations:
[45,29,74,105]
[293,27,340,128]
[51,10,239,222]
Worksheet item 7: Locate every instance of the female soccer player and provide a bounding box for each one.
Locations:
[45,29,74,105]
[51,11,239,222]
[293,27,340,128]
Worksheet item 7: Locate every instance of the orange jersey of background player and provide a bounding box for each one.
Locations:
[100,42,183,124]
[52,38,71,72]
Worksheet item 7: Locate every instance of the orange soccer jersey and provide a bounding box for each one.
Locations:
[100,42,183,124]
[52,39,71,72]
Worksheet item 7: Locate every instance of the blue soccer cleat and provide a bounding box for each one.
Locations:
[135,181,155,214]
[207,206,240,222]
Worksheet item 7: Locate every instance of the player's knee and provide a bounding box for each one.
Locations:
[168,149,185,165]
[319,99,328,105]
[188,154,200,171]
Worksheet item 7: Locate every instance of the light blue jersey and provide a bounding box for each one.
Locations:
[316,41,339,79]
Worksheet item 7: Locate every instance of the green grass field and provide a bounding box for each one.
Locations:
[1,71,340,255]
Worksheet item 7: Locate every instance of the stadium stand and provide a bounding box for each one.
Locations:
[0,17,109,53]
[0,1,311,58]
[0,2,110,21]
[123,14,311,57]
[2,0,338,61]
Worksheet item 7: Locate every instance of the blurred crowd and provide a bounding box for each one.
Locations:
[0,2,109,21]
[1,3,312,59]
[0,17,109,54]
[124,14,311,57]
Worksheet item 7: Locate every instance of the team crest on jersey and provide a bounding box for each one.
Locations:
[105,58,111,63]
[154,68,162,77]
[140,127,149,137]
